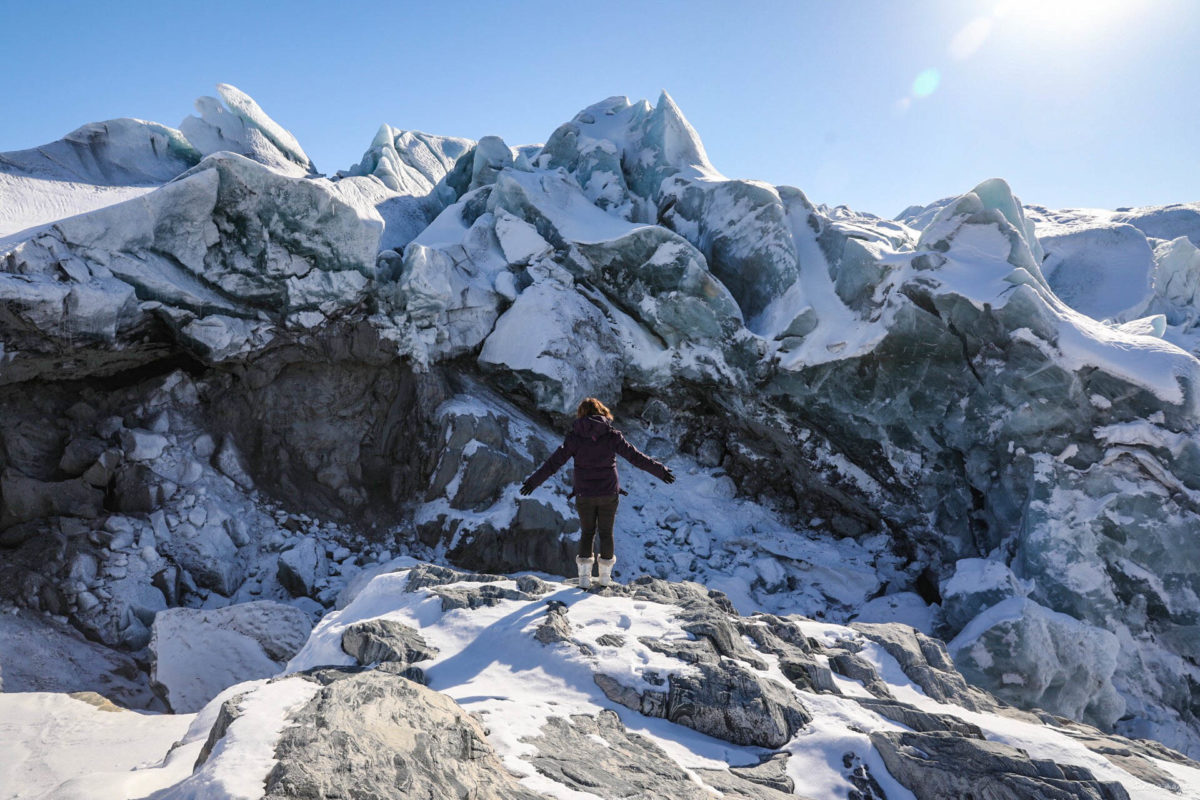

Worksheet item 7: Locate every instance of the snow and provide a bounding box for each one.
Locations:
[1047,297,1194,406]
[288,570,764,798]
[784,692,918,800]
[772,201,898,367]
[409,194,473,248]
[495,169,650,244]
[286,566,1200,799]
[0,693,193,800]
[852,592,937,634]
[942,557,1023,600]
[917,191,1200,407]
[478,279,623,414]
[0,173,155,244]
[14,561,1200,799]
[150,601,311,713]
[153,677,320,800]
[289,568,861,796]
[494,210,552,263]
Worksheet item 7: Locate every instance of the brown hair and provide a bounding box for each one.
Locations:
[576,397,612,419]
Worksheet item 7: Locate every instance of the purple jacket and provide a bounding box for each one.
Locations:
[525,415,669,497]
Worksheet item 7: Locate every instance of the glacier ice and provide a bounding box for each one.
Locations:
[0,117,200,187]
[180,83,315,177]
[340,126,474,251]
[1040,222,1155,321]
[479,280,623,414]
[8,86,1200,759]
[949,597,1125,730]
[0,151,380,381]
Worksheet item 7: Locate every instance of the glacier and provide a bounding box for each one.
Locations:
[4,82,1200,796]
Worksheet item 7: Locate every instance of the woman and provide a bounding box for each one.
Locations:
[520,398,675,588]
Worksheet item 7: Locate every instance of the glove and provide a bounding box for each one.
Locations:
[662,469,676,485]
[519,480,534,496]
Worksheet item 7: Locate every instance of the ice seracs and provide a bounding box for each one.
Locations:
[180,83,316,177]
[8,85,1200,767]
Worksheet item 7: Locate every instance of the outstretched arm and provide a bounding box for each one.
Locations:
[613,433,674,483]
[521,435,576,494]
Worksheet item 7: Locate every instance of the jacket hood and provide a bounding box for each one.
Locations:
[573,414,613,441]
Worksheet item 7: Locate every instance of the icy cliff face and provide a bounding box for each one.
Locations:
[4,84,1200,763]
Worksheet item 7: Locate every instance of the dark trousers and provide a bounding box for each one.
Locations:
[576,494,619,560]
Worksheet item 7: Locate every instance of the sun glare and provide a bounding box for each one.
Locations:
[992,0,1142,41]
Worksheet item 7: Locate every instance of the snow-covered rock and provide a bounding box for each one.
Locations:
[53,565,1200,799]
[149,600,311,713]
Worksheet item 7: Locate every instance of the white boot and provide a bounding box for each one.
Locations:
[597,556,617,587]
[576,556,594,589]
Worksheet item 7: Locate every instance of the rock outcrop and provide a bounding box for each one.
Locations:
[264,670,545,800]
[129,565,1200,800]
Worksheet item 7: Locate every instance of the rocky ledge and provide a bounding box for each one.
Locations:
[59,564,1197,799]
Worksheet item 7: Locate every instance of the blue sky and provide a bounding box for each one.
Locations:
[2,0,1196,217]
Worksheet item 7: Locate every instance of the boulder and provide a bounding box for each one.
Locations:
[120,429,170,462]
[595,655,810,748]
[257,670,545,800]
[872,730,1130,800]
[0,469,104,528]
[277,537,327,598]
[341,618,439,666]
[0,607,160,710]
[523,711,799,799]
[161,520,242,597]
[149,600,312,713]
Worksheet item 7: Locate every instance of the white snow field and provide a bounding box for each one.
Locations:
[0,691,193,800]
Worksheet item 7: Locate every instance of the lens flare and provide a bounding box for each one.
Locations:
[949,17,994,60]
[912,68,941,98]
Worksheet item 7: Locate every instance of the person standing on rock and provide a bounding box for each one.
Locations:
[520,397,675,589]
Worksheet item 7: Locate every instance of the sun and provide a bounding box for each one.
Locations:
[992,0,1143,41]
